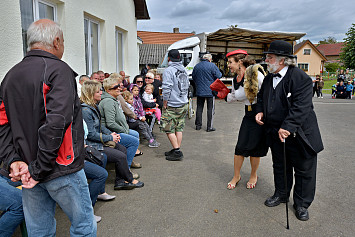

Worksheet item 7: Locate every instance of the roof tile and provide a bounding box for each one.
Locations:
[316,43,344,56]
[137,31,195,44]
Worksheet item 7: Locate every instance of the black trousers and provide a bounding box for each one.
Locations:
[269,133,317,208]
[195,96,215,129]
[103,143,133,183]
[313,87,319,97]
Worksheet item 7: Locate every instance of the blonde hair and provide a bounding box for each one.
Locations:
[122,91,133,101]
[80,80,102,107]
[103,77,119,92]
[109,73,123,82]
[145,83,154,91]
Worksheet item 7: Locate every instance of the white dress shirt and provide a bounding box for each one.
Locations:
[273,66,289,89]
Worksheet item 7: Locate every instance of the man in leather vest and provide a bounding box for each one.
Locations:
[255,40,323,221]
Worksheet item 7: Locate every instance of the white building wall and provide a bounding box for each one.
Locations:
[0,0,24,80]
[0,0,140,82]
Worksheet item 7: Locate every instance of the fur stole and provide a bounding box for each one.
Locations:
[244,64,266,106]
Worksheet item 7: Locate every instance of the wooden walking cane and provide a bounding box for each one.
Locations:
[283,138,290,229]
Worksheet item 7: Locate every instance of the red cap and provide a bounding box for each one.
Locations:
[226,49,248,58]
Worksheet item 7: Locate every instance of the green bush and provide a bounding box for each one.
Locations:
[325,62,340,73]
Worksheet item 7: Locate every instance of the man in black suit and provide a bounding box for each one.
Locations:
[255,40,323,221]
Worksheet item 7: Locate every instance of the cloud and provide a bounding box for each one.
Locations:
[218,0,284,23]
[170,0,211,17]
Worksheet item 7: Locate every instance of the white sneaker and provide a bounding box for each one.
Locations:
[97,193,116,201]
[94,215,102,223]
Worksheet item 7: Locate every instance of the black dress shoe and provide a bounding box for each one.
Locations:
[196,126,201,130]
[264,195,287,207]
[114,182,136,190]
[206,128,216,132]
[293,204,309,221]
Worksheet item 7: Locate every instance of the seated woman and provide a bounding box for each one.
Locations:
[98,76,141,169]
[139,72,162,131]
[81,80,143,190]
[82,120,114,223]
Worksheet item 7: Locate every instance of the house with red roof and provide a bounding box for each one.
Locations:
[316,42,344,63]
[294,40,327,76]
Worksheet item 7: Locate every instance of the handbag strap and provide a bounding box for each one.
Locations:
[100,133,104,144]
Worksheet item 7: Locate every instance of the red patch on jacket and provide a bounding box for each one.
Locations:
[0,101,8,125]
[56,123,75,166]
[43,82,74,166]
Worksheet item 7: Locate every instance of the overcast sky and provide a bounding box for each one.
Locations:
[137,0,355,43]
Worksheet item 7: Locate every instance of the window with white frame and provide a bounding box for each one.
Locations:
[19,0,57,55]
[298,63,309,72]
[116,30,124,72]
[84,18,100,75]
[303,48,311,55]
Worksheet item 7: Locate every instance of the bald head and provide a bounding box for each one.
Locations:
[27,19,64,59]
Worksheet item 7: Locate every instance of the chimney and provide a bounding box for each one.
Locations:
[173,27,180,33]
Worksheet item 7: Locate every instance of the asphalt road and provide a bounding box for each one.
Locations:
[15,94,355,237]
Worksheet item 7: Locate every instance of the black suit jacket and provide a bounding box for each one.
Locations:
[256,66,324,157]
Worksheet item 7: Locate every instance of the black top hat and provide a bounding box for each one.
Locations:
[168,49,181,62]
[263,40,296,58]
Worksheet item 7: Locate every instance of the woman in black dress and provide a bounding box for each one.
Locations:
[225,50,268,190]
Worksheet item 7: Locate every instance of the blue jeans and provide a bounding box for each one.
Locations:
[118,130,139,167]
[128,129,139,139]
[0,175,24,236]
[22,169,96,236]
[84,157,108,206]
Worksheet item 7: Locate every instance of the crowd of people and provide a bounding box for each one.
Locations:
[331,71,355,99]
[0,19,327,236]
[64,66,168,223]
[0,19,181,236]
[312,69,354,99]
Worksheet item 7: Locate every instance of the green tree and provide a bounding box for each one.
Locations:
[340,23,355,70]
[325,62,340,72]
[318,36,337,44]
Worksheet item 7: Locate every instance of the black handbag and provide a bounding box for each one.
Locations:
[84,146,105,167]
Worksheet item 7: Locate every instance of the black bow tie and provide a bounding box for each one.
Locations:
[272,73,281,78]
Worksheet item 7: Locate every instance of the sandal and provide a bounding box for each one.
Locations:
[131,161,142,169]
[227,176,241,190]
[134,151,143,157]
[246,177,258,189]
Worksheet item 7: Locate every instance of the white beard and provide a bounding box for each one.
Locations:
[267,62,279,73]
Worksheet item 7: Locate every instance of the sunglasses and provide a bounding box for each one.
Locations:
[145,77,154,80]
[136,81,143,83]
[109,84,120,90]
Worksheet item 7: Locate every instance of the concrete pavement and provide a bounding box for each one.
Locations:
[16,94,355,236]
